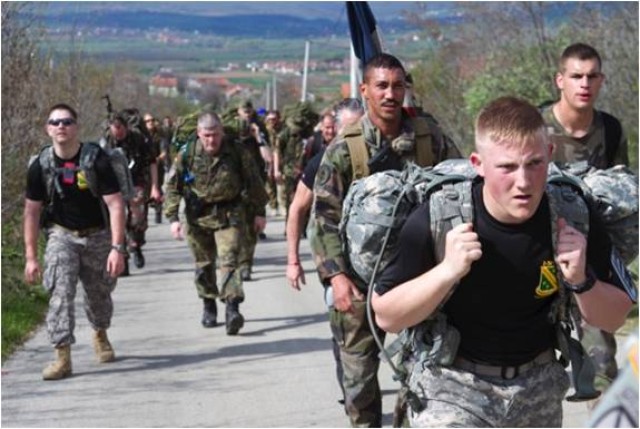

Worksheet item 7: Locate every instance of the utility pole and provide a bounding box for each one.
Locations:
[272,75,278,110]
[301,40,310,102]
[266,81,271,110]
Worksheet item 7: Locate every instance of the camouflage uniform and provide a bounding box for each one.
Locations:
[407,360,570,427]
[276,123,307,220]
[542,106,629,169]
[103,130,156,251]
[44,228,116,346]
[164,137,267,303]
[235,133,266,278]
[149,127,170,221]
[311,112,461,427]
[265,121,283,211]
[542,105,629,392]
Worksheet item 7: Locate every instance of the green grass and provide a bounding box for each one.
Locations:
[1,286,48,362]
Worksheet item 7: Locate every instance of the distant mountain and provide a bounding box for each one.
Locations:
[36,2,455,39]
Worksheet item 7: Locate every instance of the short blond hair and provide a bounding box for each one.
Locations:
[475,96,547,150]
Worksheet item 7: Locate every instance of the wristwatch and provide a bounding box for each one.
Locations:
[111,243,128,255]
[562,267,597,294]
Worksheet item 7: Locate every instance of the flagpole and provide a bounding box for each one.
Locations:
[350,44,358,98]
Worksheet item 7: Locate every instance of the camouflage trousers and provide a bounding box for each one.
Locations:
[185,223,244,303]
[282,175,298,222]
[43,227,117,347]
[265,174,279,210]
[329,298,384,427]
[127,185,148,248]
[407,359,570,427]
[238,204,258,273]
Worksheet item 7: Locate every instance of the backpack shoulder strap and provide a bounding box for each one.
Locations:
[36,145,58,203]
[410,116,435,167]
[600,111,623,167]
[342,123,370,179]
[79,142,102,198]
[429,179,474,271]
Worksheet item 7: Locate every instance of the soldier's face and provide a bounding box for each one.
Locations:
[198,126,224,155]
[110,121,128,140]
[144,116,156,132]
[46,109,78,146]
[320,117,336,143]
[556,57,604,111]
[360,67,405,123]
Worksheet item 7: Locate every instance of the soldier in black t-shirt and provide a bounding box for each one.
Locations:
[372,97,633,427]
[24,103,127,381]
[103,115,161,272]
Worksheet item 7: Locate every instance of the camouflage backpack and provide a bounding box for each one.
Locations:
[281,101,319,138]
[341,159,637,408]
[30,143,135,225]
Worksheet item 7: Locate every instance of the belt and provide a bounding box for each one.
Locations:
[49,223,105,238]
[453,349,556,380]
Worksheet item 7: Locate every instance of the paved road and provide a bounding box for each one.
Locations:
[2,214,597,427]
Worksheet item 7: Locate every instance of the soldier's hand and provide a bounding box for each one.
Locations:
[171,221,184,240]
[24,259,42,284]
[150,186,162,202]
[107,250,125,278]
[287,262,306,291]
[555,217,588,285]
[254,216,266,233]
[442,223,482,283]
[330,273,363,313]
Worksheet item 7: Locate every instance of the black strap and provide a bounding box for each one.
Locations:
[601,111,622,168]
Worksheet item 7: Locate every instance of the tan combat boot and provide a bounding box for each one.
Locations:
[42,345,72,380]
[93,329,115,363]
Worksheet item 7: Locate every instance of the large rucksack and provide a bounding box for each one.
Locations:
[340,159,638,407]
[281,101,319,139]
[30,143,135,224]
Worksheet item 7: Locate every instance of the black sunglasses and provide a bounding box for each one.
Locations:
[48,118,76,127]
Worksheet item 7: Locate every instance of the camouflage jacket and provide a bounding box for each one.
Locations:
[541,105,629,168]
[276,125,307,179]
[164,137,268,230]
[311,111,462,283]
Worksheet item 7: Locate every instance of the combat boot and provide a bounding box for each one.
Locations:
[225,299,244,335]
[155,210,162,224]
[240,267,252,282]
[42,345,72,380]
[201,298,218,328]
[132,247,145,269]
[93,329,116,363]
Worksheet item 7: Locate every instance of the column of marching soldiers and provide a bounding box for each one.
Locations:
[26,47,636,428]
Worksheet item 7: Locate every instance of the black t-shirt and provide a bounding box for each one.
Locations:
[301,148,325,190]
[376,179,615,366]
[26,144,120,230]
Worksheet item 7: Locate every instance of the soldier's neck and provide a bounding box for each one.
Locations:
[53,140,81,160]
[553,101,594,138]
[371,116,401,141]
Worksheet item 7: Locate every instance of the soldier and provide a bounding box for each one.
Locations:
[264,110,284,217]
[24,103,126,380]
[542,43,629,169]
[303,112,336,168]
[273,104,316,224]
[372,96,633,427]
[144,113,170,224]
[103,115,161,274]
[234,102,268,280]
[164,112,268,335]
[541,42,631,401]
[311,54,461,427]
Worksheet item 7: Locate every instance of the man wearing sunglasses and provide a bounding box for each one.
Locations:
[24,103,127,380]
